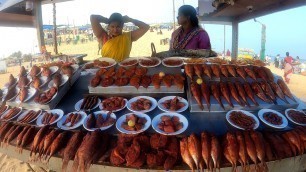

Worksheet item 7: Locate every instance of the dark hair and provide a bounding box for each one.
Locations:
[286,52,289,56]
[178,5,199,27]
[108,13,123,26]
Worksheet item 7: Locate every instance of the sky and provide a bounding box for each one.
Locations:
[0,0,305,59]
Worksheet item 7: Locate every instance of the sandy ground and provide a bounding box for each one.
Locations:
[0,153,48,172]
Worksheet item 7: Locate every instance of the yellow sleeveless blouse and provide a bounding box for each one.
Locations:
[101,32,132,62]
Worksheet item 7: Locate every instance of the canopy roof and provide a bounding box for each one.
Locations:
[199,0,306,24]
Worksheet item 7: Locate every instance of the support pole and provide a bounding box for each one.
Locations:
[34,0,44,51]
[223,25,226,59]
[172,0,176,30]
[53,2,58,54]
[231,20,238,59]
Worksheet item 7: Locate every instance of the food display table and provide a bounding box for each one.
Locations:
[1,59,306,172]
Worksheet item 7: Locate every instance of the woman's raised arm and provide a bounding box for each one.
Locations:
[90,15,109,41]
[123,16,150,41]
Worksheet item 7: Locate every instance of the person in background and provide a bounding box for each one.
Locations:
[284,52,294,84]
[275,54,280,68]
[90,13,149,62]
[170,5,211,50]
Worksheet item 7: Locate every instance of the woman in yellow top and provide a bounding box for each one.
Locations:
[90,13,149,62]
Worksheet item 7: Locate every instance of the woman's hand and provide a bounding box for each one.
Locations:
[122,15,131,23]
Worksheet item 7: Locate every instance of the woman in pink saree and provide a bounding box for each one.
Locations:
[170,5,211,50]
[284,52,294,83]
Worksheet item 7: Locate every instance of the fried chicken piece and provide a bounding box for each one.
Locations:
[135,67,148,77]
[151,74,162,89]
[190,82,204,110]
[163,74,174,88]
[90,75,101,87]
[18,76,29,88]
[115,67,126,78]
[184,64,194,79]
[30,65,40,77]
[61,65,74,77]
[150,134,168,149]
[129,76,141,89]
[104,67,116,78]
[125,141,141,166]
[7,74,16,88]
[115,77,129,86]
[32,77,41,89]
[96,68,107,77]
[19,87,28,102]
[140,75,151,88]
[124,67,136,78]
[101,77,114,87]
[42,67,52,77]
[19,66,27,77]
[173,74,185,90]
[53,73,62,88]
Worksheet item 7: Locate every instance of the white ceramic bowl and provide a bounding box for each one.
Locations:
[226,110,260,130]
[139,57,161,68]
[98,57,117,69]
[152,112,188,135]
[162,57,184,68]
[83,111,116,131]
[285,108,306,126]
[127,96,157,113]
[118,57,139,67]
[258,109,288,129]
[157,96,188,113]
[116,112,151,134]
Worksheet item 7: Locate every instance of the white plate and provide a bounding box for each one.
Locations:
[139,57,161,68]
[6,87,20,102]
[36,88,58,105]
[226,110,260,130]
[83,111,116,131]
[48,75,69,88]
[285,108,306,126]
[116,112,151,134]
[57,111,87,130]
[118,57,139,67]
[36,109,64,127]
[15,87,37,103]
[127,96,157,113]
[83,62,99,74]
[30,76,49,89]
[99,98,127,112]
[157,96,189,113]
[0,105,9,116]
[17,109,42,123]
[1,88,8,100]
[74,98,101,111]
[258,109,288,129]
[49,66,59,75]
[152,112,188,135]
[1,107,23,121]
[98,57,117,69]
[162,57,184,68]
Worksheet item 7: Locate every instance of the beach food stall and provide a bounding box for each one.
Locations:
[0,0,306,172]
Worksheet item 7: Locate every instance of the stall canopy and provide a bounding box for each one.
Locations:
[198,0,306,57]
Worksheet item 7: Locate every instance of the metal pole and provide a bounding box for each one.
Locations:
[34,0,45,51]
[173,0,176,30]
[224,25,226,59]
[53,2,58,54]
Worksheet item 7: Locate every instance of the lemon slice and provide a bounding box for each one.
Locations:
[128,120,135,127]
[159,72,165,78]
[196,78,203,85]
